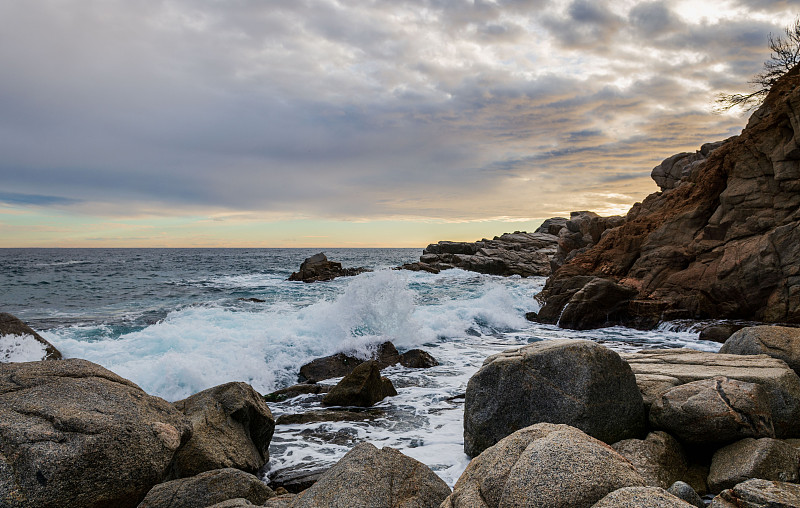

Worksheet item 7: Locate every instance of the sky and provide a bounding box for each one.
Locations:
[0,0,796,247]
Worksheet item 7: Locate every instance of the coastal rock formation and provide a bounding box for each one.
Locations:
[707,437,800,493]
[550,211,625,271]
[264,383,331,403]
[612,432,688,489]
[0,312,62,361]
[443,423,645,508]
[621,349,800,438]
[288,253,370,282]
[298,341,436,383]
[720,325,800,374]
[170,382,275,479]
[536,64,800,327]
[710,478,800,507]
[138,468,275,508]
[398,348,439,368]
[291,442,451,508]
[699,323,747,343]
[321,361,397,407]
[591,487,695,507]
[648,377,775,446]
[0,359,191,508]
[463,339,644,457]
[400,228,562,277]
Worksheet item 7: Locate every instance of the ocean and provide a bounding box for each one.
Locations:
[0,247,721,486]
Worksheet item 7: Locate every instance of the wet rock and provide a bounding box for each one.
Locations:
[707,437,800,493]
[0,312,62,361]
[321,361,397,407]
[612,431,688,488]
[464,339,644,457]
[395,261,441,274]
[292,442,450,508]
[237,297,266,303]
[720,325,800,375]
[276,408,384,425]
[298,341,400,383]
[288,253,370,282]
[553,277,639,330]
[667,481,705,508]
[710,478,800,508]
[399,349,438,368]
[699,323,746,343]
[268,463,330,494]
[171,382,275,478]
[138,468,275,508]
[264,383,331,403]
[649,376,774,446]
[0,359,191,508]
[443,423,645,508]
[591,486,694,507]
[622,349,800,438]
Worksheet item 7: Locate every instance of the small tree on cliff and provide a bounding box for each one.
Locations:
[716,17,800,111]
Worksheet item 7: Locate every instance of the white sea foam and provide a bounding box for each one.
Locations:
[1,334,47,362]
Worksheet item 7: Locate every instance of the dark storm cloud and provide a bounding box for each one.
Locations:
[0,0,792,222]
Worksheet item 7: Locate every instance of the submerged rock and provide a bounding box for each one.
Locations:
[288,252,370,282]
[399,349,439,368]
[720,325,800,375]
[0,312,62,361]
[170,382,275,478]
[138,468,275,508]
[463,339,644,457]
[298,341,437,383]
[276,408,384,425]
[0,359,191,508]
[291,442,451,508]
[264,383,331,403]
[321,361,397,407]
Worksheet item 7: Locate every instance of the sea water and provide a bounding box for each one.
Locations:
[0,248,721,486]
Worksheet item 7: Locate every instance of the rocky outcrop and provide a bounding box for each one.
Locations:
[0,312,62,361]
[463,339,644,457]
[707,437,800,493]
[591,487,695,507]
[137,468,275,508]
[649,377,775,446]
[612,432,688,489]
[398,349,439,368]
[291,442,451,508]
[298,341,436,383]
[537,65,800,328]
[621,349,800,438]
[0,359,191,508]
[720,325,800,374]
[710,478,800,507]
[170,382,275,479]
[321,361,397,407]
[400,228,562,277]
[550,211,625,271]
[443,423,646,508]
[651,141,727,191]
[288,253,370,282]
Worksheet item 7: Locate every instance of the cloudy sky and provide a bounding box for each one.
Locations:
[0,0,795,247]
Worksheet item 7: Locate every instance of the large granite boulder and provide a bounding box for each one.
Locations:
[291,442,450,508]
[298,341,401,383]
[170,382,275,479]
[0,359,192,508]
[649,377,775,446]
[443,423,646,508]
[710,478,800,507]
[321,361,397,407]
[591,486,695,507]
[612,432,688,488]
[720,325,800,374]
[288,253,369,282]
[536,64,800,328]
[137,468,275,508]
[464,339,645,457]
[0,312,62,361]
[707,437,800,493]
[622,349,800,438]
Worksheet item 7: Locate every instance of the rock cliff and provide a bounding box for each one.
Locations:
[537,64,800,329]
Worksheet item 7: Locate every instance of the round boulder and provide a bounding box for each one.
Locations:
[321,361,397,407]
[708,437,800,493]
[720,325,800,375]
[591,486,695,507]
[464,339,645,457]
[138,468,275,508]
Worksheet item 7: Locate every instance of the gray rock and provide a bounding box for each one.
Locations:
[288,253,370,282]
[443,423,645,508]
[298,341,400,383]
[171,382,275,479]
[699,323,746,343]
[710,478,800,508]
[268,463,330,493]
[535,217,568,236]
[721,325,800,375]
[464,339,645,457]
[322,361,397,407]
[612,431,687,488]
[622,349,800,438]
[263,383,331,403]
[0,312,62,361]
[649,376,774,445]
[137,468,275,508]
[634,374,681,409]
[667,481,705,508]
[591,486,695,507]
[399,349,438,368]
[0,359,191,508]
[708,437,800,493]
[291,442,450,508]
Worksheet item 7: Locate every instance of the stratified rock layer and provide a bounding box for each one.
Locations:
[537,64,800,327]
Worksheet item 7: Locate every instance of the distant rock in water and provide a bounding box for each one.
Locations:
[288,253,370,282]
[537,63,800,328]
[0,312,62,361]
